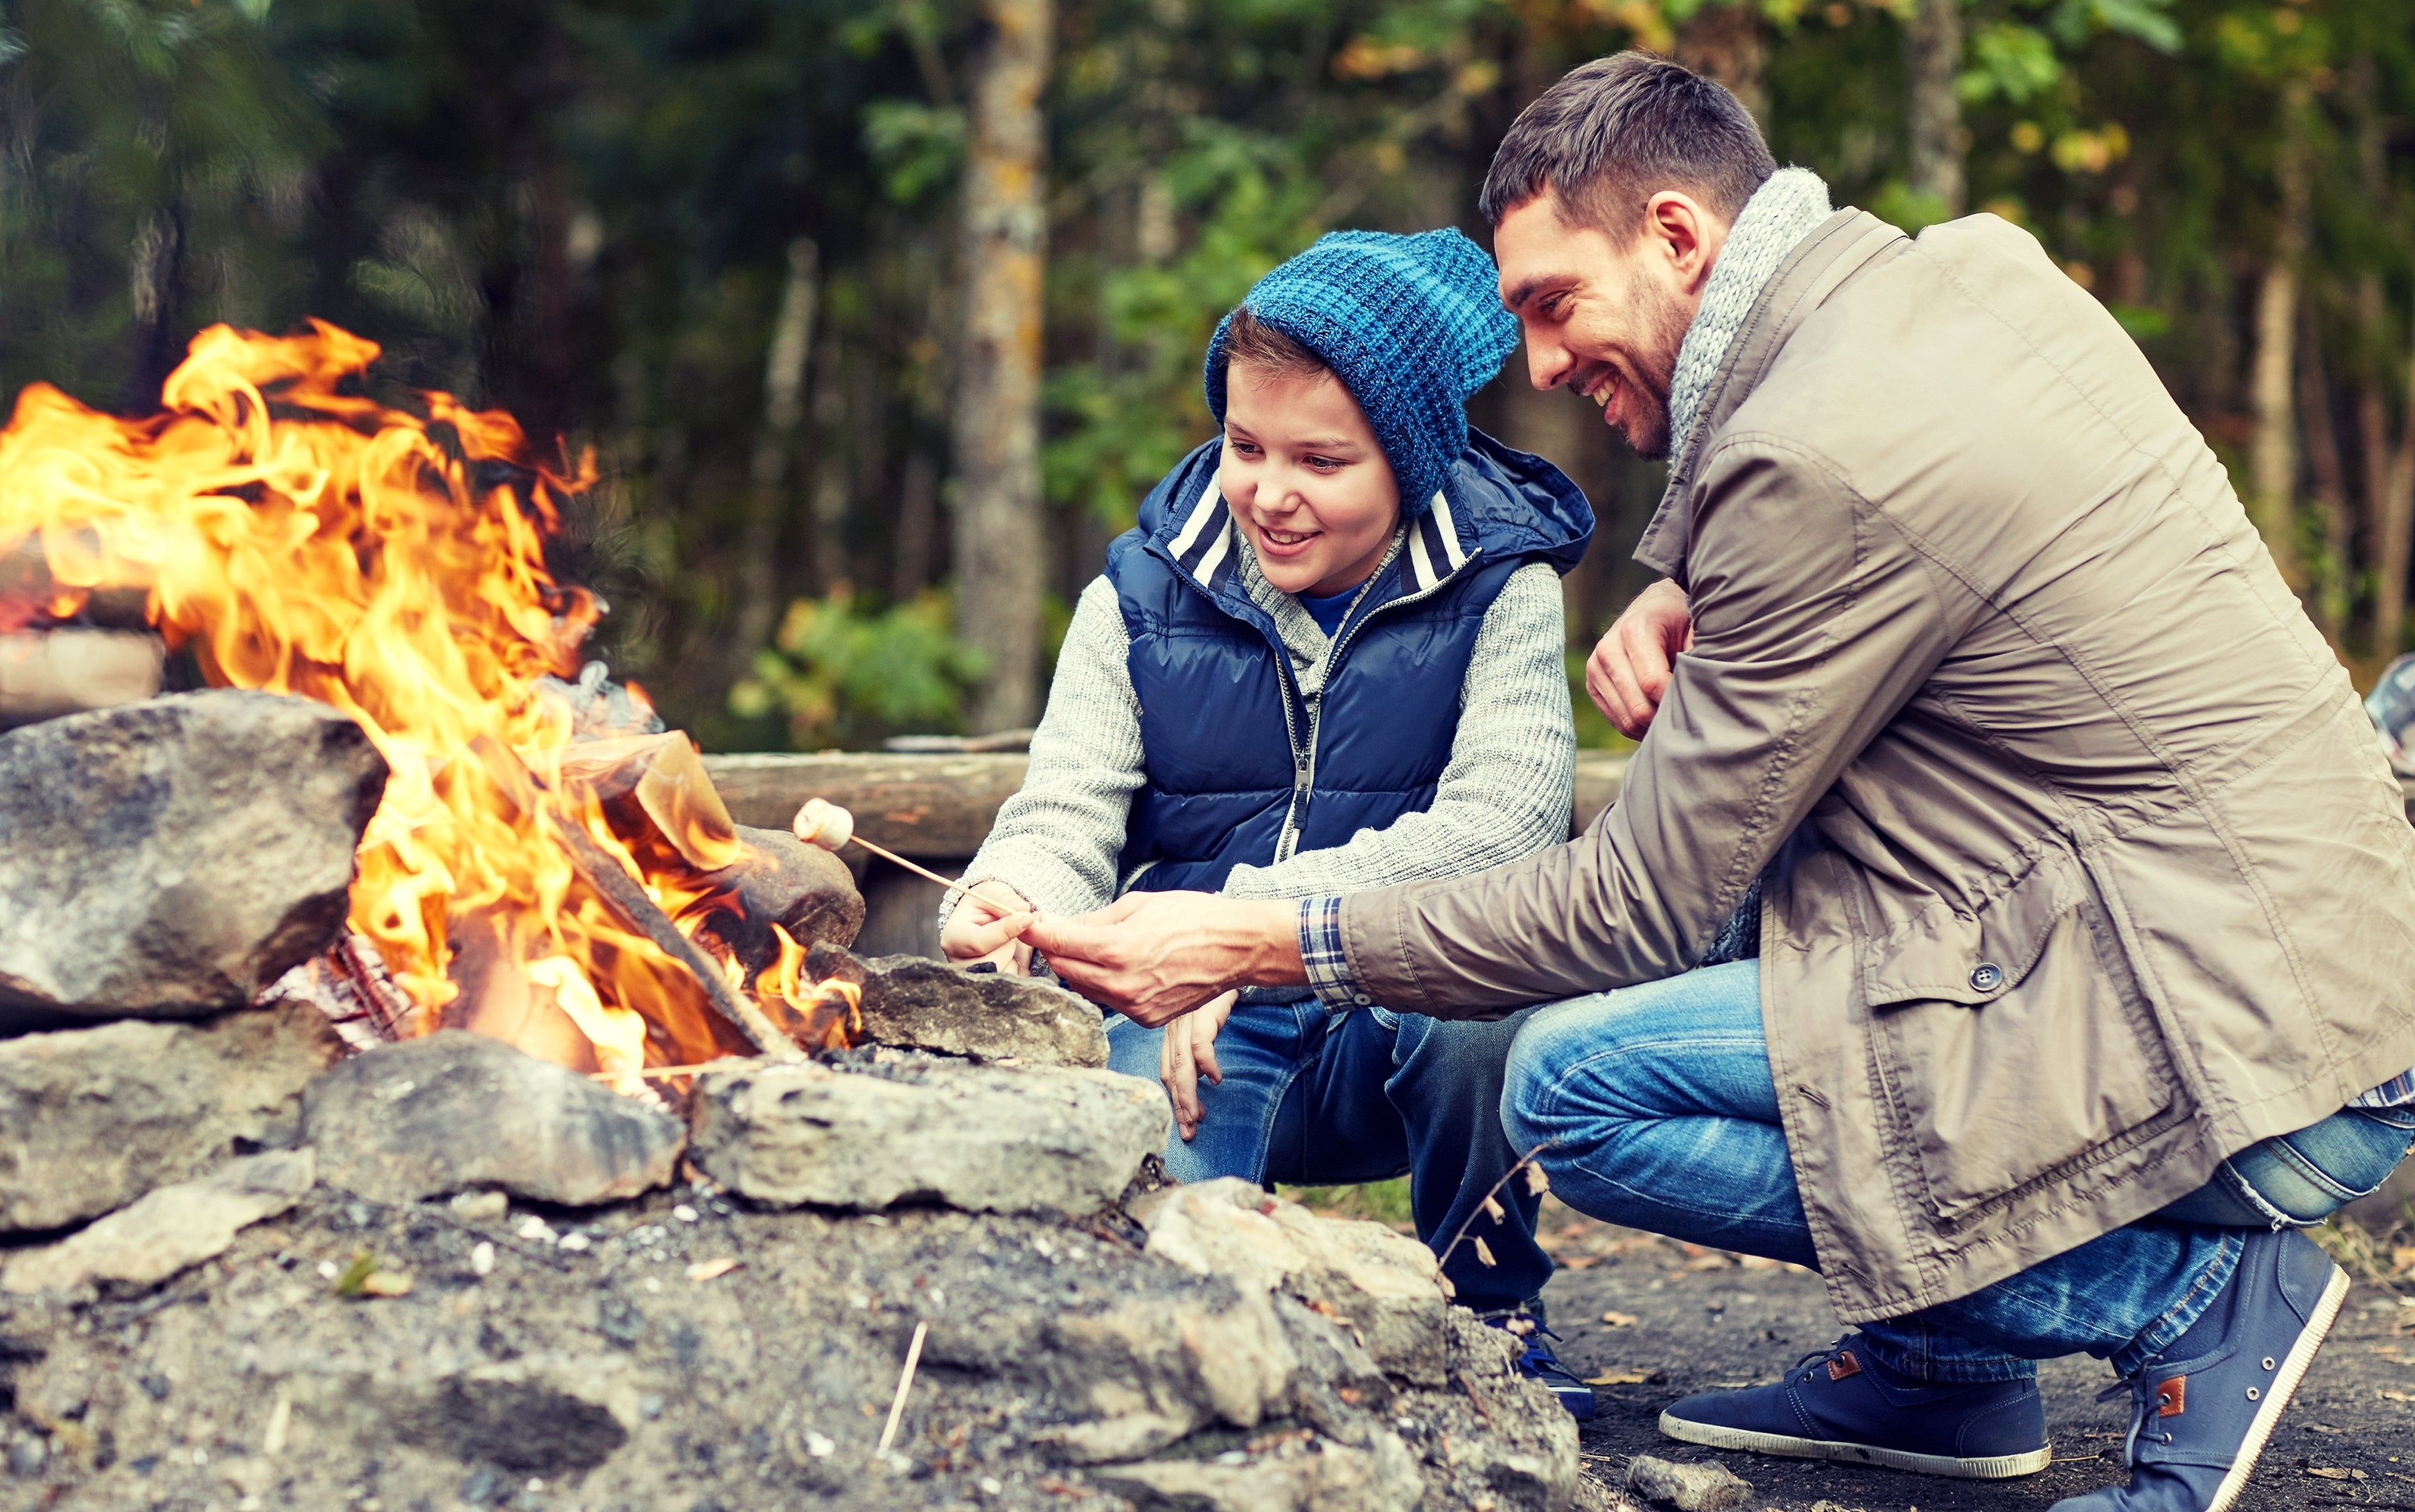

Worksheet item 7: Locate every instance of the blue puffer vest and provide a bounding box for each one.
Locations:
[1105,429,1593,895]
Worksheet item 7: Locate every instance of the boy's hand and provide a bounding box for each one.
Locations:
[940,880,1037,974]
[1160,989,1239,1141]
[1025,893,1303,1026]
[1586,577,1692,738]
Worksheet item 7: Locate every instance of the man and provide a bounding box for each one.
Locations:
[1024,52,2415,1512]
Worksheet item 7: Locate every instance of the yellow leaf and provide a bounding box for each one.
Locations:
[1583,1368,1665,1385]
[1600,1310,1640,1328]
[1473,1237,1497,1267]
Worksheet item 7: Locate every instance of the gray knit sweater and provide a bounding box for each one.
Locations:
[940,527,1576,927]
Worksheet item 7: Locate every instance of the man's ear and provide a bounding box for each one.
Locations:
[1641,191,1729,297]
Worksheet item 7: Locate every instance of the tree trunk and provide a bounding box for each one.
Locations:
[1674,1,1764,125]
[951,0,1053,732]
[2299,310,2351,644]
[730,238,820,678]
[1903,0,1965,218]
[2366,292,2415,658]
[2247,78,2312,589]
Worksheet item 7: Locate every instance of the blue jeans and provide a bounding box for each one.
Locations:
[1502,960,2415,1382]
[1107,999,1553,1312]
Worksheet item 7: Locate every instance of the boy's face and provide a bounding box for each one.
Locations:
[1218,364,1400,600]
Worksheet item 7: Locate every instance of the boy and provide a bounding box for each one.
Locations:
[941,229,1597,1414]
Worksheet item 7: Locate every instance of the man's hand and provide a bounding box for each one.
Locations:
[1024,892,1303,1026]
[939,879,1037,974]
[1586,577,1693,738]
[1159,988,1238,1141]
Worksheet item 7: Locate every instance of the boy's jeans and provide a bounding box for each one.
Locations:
[1107,1000,1553,1313]
[1503,960,2415,1383]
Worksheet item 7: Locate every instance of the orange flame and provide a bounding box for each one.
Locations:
[0,322,834,1079]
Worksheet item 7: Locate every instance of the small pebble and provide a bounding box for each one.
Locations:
[671,1204,699,1224]
[557,1233,590,1252]
[471,1242,495,1277]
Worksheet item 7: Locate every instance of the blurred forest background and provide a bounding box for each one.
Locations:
[3,0,2411,750]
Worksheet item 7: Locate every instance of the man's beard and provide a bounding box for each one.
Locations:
[1619,273,1693,461]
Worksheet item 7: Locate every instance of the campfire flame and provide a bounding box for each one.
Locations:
[0,322,841,1083]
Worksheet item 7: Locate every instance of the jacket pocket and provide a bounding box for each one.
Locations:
[1865,861,2182,1226]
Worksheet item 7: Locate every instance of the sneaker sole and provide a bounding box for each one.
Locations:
[1653,1414,2053,1480]
[2201,1260,2351,1512]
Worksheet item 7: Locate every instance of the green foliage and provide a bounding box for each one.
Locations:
[730,588,990,750]
[1281,1178,1415,1228]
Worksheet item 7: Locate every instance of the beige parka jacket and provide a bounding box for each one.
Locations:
[1336,209,2415,1322]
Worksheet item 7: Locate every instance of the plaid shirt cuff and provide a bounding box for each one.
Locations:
[2351,1068,2415,1109]
[1298,895,1373,1010]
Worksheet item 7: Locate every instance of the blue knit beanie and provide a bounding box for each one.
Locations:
[1204,228,1519,520]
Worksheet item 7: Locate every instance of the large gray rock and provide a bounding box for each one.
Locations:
[1,1149,314,1295]
[688,1055,1165,1215]
[303,1031,685,1206]
[1132,1179,1450,1387]
[805,943,1109,1067]
[0,999,344,1234]
[1090,1429,1425,1511]
[0,690,387,1027]
[1626,1456,1753,1512]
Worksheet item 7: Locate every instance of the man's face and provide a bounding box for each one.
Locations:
[1494,193,1715,461]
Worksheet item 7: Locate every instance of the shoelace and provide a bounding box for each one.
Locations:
[1787,1336,1856,1385]
[2096,1371,2178,1468]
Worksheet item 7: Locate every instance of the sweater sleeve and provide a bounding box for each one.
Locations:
[937,576,1144,926]
[1221,559,1577,901]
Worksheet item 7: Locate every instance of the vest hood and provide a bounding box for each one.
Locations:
[1136,428,1593,607]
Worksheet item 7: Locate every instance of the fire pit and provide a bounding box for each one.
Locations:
[0,326,1606,1510]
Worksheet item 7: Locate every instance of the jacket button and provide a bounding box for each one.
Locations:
[1969,962,2004,992]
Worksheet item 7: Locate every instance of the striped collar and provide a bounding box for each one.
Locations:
[1164,481,1473,599]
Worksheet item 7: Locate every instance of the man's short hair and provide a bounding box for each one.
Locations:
[1478,52,1777,236]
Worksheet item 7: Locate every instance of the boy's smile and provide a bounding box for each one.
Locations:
[1218,364,1401,599]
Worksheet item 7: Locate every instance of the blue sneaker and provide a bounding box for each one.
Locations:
[1658,1335,2049,1478]
[1482,1310,1597,1421]
[2050,1227,2350,1512]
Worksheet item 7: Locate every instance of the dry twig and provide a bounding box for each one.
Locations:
[878,1319,930,1455]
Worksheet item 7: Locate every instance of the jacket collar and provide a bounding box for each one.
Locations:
[1633,209,1908,583]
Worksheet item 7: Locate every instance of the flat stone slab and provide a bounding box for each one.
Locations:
[0,690,387,1027]
[0,999,344,1234]
[687,1055,1165,1215]
[303,1030,685,1207]
[805,944,1109,1067]
[1,1149,314,1295]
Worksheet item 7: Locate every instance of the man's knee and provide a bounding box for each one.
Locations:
[1501,998,1599,1149]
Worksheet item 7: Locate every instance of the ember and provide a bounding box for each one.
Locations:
[0,322,858,1084]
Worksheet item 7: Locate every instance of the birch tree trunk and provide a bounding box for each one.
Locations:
[730,237,820,678]
[2300,311,2352,644]
[952,0,1053,732]
[1904,0,1965,218]
[2247,78,2312,589]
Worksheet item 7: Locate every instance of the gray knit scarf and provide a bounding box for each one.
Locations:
[1664,168,1832,479]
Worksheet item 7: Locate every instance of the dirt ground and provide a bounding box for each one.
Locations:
[1527,1202,2415,1512]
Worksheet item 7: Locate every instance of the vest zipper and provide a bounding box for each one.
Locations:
[1270,548,1485,865]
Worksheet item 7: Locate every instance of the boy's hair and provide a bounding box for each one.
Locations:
[1220,306,1328,387]
[1477,52,1775,238]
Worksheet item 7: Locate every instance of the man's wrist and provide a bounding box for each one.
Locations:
[1223,897,1307,987]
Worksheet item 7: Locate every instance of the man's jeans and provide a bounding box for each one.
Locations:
[1107,999,1552,1312]
[1502,960,2415,1382]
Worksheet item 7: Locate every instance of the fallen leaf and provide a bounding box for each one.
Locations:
[2306,1467,2356,1481]
[1583,1368,1668,1385]
[358,1271,413,1298]
[687,1257,742,1283]
[331,1249,378,1297]
[1601,1310,1640,1327]
[2382,1389,2410,1402]
[1558,1255,1601,1272]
